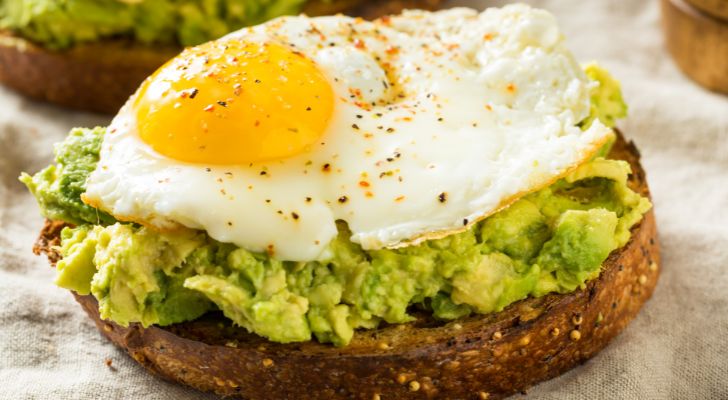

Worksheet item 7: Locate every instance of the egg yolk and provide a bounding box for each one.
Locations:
[133,40,334,165]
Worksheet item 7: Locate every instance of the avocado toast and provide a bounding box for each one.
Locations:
[31,132,658,399]
[22,6,659,398]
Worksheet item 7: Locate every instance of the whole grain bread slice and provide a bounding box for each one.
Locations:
[0,0,442,114]
[34,132,660,399]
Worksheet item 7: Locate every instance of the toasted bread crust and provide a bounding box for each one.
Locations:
[34,132,659,399]
[0,33,177,114]
[0,0,441,114]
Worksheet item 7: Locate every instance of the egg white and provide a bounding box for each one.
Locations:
[84,5,613,261]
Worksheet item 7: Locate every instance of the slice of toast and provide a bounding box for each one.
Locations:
[0,0,442,114]
[34,131,659,399]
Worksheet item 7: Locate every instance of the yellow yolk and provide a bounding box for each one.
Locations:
[133,40,334,165]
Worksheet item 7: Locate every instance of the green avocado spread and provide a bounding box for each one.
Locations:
[21,66,650,346]
[0,0,310,49]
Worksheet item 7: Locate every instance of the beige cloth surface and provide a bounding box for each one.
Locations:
[1,0,727,398]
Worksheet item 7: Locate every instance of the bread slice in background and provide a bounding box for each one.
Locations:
[0,0,442,114]
[34,132,660,399]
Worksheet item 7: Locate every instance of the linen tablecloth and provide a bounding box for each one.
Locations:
[1,0,727,398]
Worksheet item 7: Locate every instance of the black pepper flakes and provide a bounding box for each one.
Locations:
[352,123,360,130]
[338,196,348,204]
[189,88,199,99]
[291,212,300,220]
[322,163,331,172]
[463,218,469,226]
[218,101,228,107]
[438,192,447,203]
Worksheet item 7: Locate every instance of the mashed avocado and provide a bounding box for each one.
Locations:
[20,127,114,225]
[0,0,308,49]
[583,63,628,129]
[50,156,650,346]
[21,65,649,346]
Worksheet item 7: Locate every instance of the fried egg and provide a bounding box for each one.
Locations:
[83,5,613,261]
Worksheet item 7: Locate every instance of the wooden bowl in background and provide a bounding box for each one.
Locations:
[662,0,728,94]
